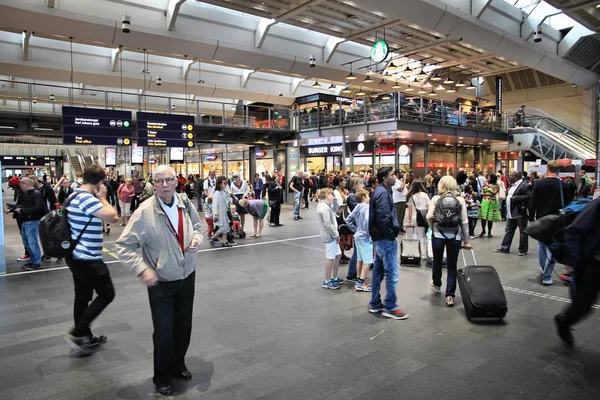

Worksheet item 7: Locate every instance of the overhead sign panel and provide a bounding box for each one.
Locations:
[0,156,59,166]
[137,112,195,148]
[62,106,132,146]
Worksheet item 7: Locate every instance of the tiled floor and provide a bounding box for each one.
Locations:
[1,204,599,399]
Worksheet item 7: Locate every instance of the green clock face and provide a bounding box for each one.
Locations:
[371,40,389,63]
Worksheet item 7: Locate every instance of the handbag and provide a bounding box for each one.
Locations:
[498,180,507,201]
[412,197,428,228]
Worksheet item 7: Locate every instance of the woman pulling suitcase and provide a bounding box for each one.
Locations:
[426,176,472,306]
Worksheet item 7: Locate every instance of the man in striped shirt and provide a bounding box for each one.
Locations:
[64,164,118,355]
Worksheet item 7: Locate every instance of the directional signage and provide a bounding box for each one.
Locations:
[0,156,59,166]
[136,112,195,148]
[62,106,133,146]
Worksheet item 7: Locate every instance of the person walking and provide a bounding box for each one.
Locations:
[64,165,118,355]
[116,165,202,397]
[7,178,46,270]
[554,197,600,346]
[289,170,304,220]
[528,160,573,285]
[427,176,472,306]
[406,180,430,260]
[495,171,532,256]
[117,178,135,226]
[478,174,501,237]
[368,167,409,320]
[253,173,263,199]
[203,169,217,199]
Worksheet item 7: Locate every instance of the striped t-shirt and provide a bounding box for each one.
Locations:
[66,190,104,260]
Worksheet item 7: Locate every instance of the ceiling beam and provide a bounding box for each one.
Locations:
[471,0,493,19]
[182,57,195,80]
[111,46,123,72]
[255,0,327,48]
[241,69,255,88]
[290,78,304,95]
[166,0,186,32]
[22,30,32,61]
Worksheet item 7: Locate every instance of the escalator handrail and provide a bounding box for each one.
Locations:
[506,107,591,145]
[529,116,595,152]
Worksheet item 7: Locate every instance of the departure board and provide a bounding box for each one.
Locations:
[136,112,195,148]
[0,156,59,166]
[62,107,133,146]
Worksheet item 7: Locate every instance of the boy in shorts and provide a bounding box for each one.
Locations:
[317,188,343,289]
[345,190,373,292]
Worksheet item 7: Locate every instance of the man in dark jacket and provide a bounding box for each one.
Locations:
[554,197,600,345]
[368,167,408,320]
[11,178,45,270]
[495,171,532,256]
[35,177,57,211]
[528,160,573,285]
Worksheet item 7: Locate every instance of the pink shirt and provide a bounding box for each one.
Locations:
[118,184,135,203]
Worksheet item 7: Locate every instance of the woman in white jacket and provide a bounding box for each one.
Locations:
[406,180,430,260]
[211,176,233,247]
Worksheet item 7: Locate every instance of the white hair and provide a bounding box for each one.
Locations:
[152,165,177,180]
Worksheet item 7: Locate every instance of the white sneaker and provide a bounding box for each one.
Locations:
[431,283,441,293]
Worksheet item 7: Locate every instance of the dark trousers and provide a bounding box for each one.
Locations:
[148,271,195,386]
[395,202,407,229]
[254,189,262,199]
[500,216,529,253]
[562,261,600,327]
[303,188,309,208]
[130,194,141,213]
[432,237,462,297]
[270,202,281,225]
[500,200,507,220]
[468,217,478,237]
[67,258,115,337]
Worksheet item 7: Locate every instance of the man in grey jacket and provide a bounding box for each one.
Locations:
[116,165,202,397]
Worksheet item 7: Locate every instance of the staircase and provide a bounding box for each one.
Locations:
[507,108,596,162]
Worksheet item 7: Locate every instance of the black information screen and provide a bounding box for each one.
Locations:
[62,106,133,146]
[137,112,195,148]
[0,156,59,166]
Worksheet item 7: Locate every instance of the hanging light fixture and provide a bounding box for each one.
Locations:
[443,74,454,85]
[328,82,336,91]
[312,80,321,88]
[405,83,414,92]
[446,87,456,93]
[356,87,366,96]
[341,85,352,93]
[411,76,419,84]
[363,76,374,83]
[435,83,445,91]
[387,61,398,71]
[382,93,391,100]
[346,63,357,80]
[417,85,426,94]
[455,78,466,87]
[430,72,442,81]
[428,88,437,96]
[378,78,388,85]
[466,77,477,90]
[392,81,401,89]
[365,66,375,76]
[404,63,413,75]
[417,69,428,80]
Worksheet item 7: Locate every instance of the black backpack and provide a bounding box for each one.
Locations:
[39,192,93,258]
[434,192,462,236]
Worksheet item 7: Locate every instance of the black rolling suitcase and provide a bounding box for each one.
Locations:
[400,227,421,266]
[458,249,507,321]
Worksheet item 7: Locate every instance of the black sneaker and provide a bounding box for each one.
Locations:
[89,335,107,348]
[554,314,574,346]
[346,275,358,283]
[56,258,64,263]
[105,228,111,235]
[210,239,220,247]
[294,217,299,221]
[25,264,41,271]
[21,262,33,269]
[41,255,51,262]
[228,240,238,246]
[65,333,92,355]
[494,249,509,254]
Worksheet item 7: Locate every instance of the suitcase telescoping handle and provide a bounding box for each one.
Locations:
[461,248,477,266]
[405,225,416,239]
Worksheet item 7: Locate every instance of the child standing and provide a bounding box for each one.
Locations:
[317,188,343,289]
[205,196,214,237]
[463,184,480,239]
[345,190,372,292]
[230,204,241,233]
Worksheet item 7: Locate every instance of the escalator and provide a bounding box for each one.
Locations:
[507,108,596,162]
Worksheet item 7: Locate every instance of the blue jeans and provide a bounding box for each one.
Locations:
[370,239,399,312]
[347,238,357,278]
[21,220,41,265]
[538,242,556,282]
[293,190,303,217]
[431,237,461,297]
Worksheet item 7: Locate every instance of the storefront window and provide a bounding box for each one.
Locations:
[457,147,476,175]
[425,144,456,176]
[482,148,495,176]
[412,144,426,179]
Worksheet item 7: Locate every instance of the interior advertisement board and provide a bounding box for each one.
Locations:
[105,148,116,167]
[169,147,184,163]
[131,143,144,165]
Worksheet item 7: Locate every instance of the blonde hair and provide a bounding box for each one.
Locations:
[318,188,333,200]
[238,198,249,207]
[125,178,133,184]
[349,177,363,191]
[355,189,369,203]
[438,176,458,194]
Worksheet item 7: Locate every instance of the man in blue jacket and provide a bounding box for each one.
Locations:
[554,197,600,345]
[368,167,409,320]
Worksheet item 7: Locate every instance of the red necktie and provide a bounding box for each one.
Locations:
[177,207,184,254]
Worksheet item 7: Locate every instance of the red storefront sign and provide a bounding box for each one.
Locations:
[557,159,572,167]
[415,162,455,168]
[585,159,598,167]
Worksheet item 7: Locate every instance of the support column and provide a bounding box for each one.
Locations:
[224,144,229,178]
[342,134,347,172]
[394,138,400,171]
[249,146,256,184]
[596,83,600,182]
[424,142,429,176]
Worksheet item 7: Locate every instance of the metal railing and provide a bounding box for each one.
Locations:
[297,93,505,133]
[0,80,291,131]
